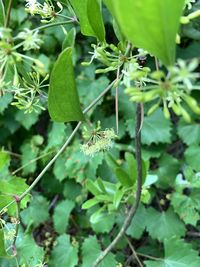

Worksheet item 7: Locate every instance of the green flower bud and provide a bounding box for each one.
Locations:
[171,103,181,116]
[180,106,191,123]
[147,102,160,116]
[182,94,200,115]
[163,101,170,119]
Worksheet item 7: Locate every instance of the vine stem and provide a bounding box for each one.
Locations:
[126,237,144,267]
[4,0,13,27]
[18,78,119,201]
[32,20,76,33]
[92,103,143,267]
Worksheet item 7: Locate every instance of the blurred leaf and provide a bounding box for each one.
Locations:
[53,199,75,234]
[82,236,117,267]
[185,146,200,171]
[0,151,10,178]
[145,237,200,267]
[48,47,84,122]
[21,195,49,227]
[112,0,185,66]
[0,176,29,215]
[0,229,12,259]
[155,154,180,189]
[178,122,200,145]
[62,28,76,50]
[50,234,78,267]
[87,0,105,42]
[69,0,95,37]
[17,234,44,267]
[0,0,5,26]
[171,189,200,226]
[0,94,12,114]
[126,204,146,239]
[146,208,186,241]
[127,109,172,145]
[115,167,132,187]
[125,152,137,184]
[47,123,71,149]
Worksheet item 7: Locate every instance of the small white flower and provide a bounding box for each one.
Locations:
[18,29,43,50]
[25,0,40,15]
[185,0,196,9]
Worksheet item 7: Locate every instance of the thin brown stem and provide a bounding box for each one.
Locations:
[12,196,21,253]
[92,103,143,267]
[126,237,144,267]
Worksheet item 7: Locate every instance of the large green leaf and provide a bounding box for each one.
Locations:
[145,238,200,267]
[87,0,105,42]
[82,236,117,267]
[69,0,105,41]
[146,208,186,241]
[53,199,75,234]
[48,47,84,122]
[111,0,185,66]
[49,234,78,267]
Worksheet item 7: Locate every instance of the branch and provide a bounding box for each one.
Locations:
[92,103,143,267]
[4,0,13,27]
[18,78,118,202]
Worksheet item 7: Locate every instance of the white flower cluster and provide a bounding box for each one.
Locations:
[81,129,117,157]
[25,0,63,22]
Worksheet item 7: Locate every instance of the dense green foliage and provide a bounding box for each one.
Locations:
[1,0,200,266]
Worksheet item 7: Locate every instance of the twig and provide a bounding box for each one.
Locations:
[18,78,119,202]
[126,237,144,267]
[12,196,21,253]
[92,103,143,267]
[4,0,13,27]
[32,20,75,33]
[115,66,120,134]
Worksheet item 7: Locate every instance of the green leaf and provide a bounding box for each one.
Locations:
[17,234,44,267]
[185,145,200,171]
[125,152,137,184]
[0,0,5,26]
[126,204,146,239]
[47,122,71,149]
[53,156,68,182]
[20,195,49,227]
[146,208,186,241]
[115,167,132,187]
[0,150,10,178]
[171,190,200,226]
[82,198,99,209]
[49,234,78,267]
[126,109,172,145]
[112,0,185,66]
[113,189,124,209]
[154,154,180,189]
[69,0,95,37]
[0,93,12,114]
[62,28,76,50]
[145,237,200,267]
[82,236,117,267]
[0,229,11,259]
[48,47,84,122]
[0,176,29,215]
[15,110,40,130]
[53,199,75,234]
[87,0,105,42]
[178,122,200,145]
